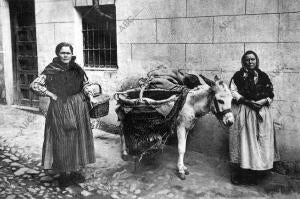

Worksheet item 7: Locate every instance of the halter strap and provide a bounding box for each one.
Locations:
[213,98,232,120]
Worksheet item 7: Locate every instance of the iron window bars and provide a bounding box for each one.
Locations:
[82,14,117,69]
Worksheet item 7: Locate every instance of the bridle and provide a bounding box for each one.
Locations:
[197,73,232,123]
[212,97,232,121]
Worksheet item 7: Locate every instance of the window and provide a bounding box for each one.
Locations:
[81,5,117,69]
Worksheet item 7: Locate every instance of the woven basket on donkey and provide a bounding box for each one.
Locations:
[115,88,186,157]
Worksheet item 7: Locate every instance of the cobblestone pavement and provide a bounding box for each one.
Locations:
[1,105,300,199]
[0,145,71,199]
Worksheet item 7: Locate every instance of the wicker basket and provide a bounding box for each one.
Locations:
[86,83,110,118]
[89,94,110,118]
[115,87,183,156]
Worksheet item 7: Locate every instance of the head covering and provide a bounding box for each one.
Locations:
[241,50,259,70]
[230,50,274,101]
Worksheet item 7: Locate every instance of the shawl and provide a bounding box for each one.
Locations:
[231,67,274,101]
[42,56,87,99]
[42,56,85,76]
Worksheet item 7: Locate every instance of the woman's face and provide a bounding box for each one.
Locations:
[244,53,257,70]
[58,46,72,64]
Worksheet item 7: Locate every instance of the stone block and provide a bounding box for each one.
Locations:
[73,0,93,6]
[219,71,237,85]
[157,18,213,43]
[276,131,300,161]
[246,43,300,72]
[86,70,119,95]
[99,0,115,5]
[271,72,300,102]
[187,0,245,17]
[36,23,55,45]
[54,23,76,45]
[186,44,244,71]
[188,114,229,160]
[271,102,300,132]
[279,13,300,42]
[246,0,278,14]
[279,0,300,13]
[36,44,57,72]
[271,101,300,118]
[195,70,224,80]
[117,19,156,43]
[214,14,279,42]
[116,0,186,20]
[117,44,131,64]
[272,113,299,133]
[35,0,75,24]
[131,44,185,68]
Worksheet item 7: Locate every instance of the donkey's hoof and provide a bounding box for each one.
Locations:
[184,169,190,175]
[121,154,129,161]
[177,172,186,180]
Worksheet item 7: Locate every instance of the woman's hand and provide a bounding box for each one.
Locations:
[50,93,58,101]
[46,91,58,101]
[250,101,263,110]
[238,97,263,111]
[255,98,268,106]
[89,95,98,105]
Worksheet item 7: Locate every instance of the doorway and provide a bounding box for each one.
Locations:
[9,0,39,107]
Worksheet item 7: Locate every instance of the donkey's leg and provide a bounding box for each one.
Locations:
[120,133,129,161]
[177,126,187,180]
[120,122,129,161]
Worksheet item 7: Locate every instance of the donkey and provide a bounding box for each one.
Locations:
[175,75,234,180]
[117,75,234,180]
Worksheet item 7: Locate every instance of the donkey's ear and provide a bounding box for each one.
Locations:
[199,74,215,87]
[214,75,221,82]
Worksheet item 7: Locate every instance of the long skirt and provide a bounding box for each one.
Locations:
[229,104,279,170]
[42,92,95,172]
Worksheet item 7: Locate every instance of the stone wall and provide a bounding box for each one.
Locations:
[112,0,300,161]
[30,0,300,161]
[35,0,84,72]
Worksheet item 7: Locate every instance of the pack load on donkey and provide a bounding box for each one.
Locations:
[114,67,200,160]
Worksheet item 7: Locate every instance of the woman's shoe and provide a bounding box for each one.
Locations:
[246,175,258,185]
[231,174,241,185]
[58,173,73,188]
[70,172,85,183]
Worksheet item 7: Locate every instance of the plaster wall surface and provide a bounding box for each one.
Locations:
[0,0,13,105]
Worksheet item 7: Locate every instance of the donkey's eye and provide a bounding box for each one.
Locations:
[217,99,224,104]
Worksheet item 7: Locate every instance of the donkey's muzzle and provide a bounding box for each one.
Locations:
[224,112,234,127]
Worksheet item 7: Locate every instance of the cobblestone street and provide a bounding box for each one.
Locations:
[1,105,300,199]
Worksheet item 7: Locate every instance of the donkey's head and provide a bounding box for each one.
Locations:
[200,75,234,127]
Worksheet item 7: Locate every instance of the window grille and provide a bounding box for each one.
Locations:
[82,12,117,69]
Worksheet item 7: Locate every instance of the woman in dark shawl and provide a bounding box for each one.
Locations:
[30,42,95,187]
[229,50,279,185]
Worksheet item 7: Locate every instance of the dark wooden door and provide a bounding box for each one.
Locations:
[10,0,39,107]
